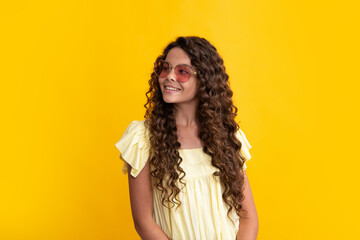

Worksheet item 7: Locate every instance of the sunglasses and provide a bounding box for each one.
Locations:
[153,60,197,83]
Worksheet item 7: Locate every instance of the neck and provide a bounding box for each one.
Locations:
[173,99,199,127]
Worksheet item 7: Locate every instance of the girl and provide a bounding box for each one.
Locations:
[115,36,258,240]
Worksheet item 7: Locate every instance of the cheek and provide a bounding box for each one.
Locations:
[157,78,165,88]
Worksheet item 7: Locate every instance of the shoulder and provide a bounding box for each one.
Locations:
[121,119,150,141]
[116,119,149,149]
[124,119,147,133]
[115,119,151,177]
[235,128,252,149]
[235,127,252,162]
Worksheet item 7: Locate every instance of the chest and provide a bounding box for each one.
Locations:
[178,149,218,179]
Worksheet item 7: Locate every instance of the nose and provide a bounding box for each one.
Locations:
[166,67,177,82]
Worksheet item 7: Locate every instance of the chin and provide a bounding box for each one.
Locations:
[162,96,178,104]
[161,91,180,104]
[161,91,197,104]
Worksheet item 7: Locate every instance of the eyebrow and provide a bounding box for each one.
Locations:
[164,61,193,67]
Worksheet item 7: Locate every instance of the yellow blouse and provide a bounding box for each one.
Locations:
[115,120,252,240]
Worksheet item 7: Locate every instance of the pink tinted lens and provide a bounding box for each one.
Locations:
[159,62,170,77]
[175,65,192,82]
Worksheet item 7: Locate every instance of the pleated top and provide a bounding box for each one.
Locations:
[115,120,252,240]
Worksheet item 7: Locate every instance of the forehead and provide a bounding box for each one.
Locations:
[165,47,192,66]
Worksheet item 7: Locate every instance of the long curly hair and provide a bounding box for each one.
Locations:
[144,36,248,219]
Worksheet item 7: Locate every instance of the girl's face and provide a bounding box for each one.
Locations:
[158,47,200,106]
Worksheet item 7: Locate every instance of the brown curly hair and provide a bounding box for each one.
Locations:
[144,36,248,219]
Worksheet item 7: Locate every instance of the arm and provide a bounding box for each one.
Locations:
[127,162,169,240]
[236,170,259,240]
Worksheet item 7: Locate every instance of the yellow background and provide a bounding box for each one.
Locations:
[1,0,359,239]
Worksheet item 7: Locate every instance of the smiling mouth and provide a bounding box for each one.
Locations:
[165,86,181,91]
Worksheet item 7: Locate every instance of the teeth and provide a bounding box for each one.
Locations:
[165,86,180,91]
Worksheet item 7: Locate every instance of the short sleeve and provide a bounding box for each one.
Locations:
[235,128,252,170]
[114,120,150,178]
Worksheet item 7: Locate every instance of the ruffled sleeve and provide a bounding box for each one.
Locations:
[235,128,252,170]
[114,120,150,178]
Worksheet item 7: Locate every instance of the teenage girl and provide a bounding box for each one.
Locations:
[115,36,258,240]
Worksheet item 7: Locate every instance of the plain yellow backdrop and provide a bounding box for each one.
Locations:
[1,0,359,239]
